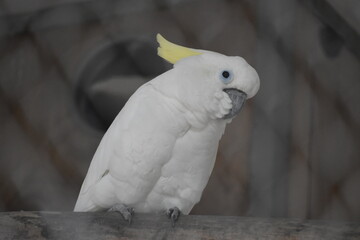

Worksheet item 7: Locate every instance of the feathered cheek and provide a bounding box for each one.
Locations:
[206,91,233,119]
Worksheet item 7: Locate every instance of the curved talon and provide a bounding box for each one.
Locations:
[166,207,181,227]
[108,204,134,225]
[127,207,135,225]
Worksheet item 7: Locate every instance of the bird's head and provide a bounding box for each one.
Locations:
[156,34,260,120]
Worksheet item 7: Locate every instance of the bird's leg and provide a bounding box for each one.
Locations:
[166,207,181,227]
[108,204,134,224]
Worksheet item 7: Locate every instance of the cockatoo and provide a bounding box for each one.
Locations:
[74,34,260,226]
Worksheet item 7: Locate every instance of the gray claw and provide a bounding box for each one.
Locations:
[109,204,134,225]
[166,207,181,227]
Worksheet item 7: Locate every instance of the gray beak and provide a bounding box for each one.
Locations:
[222,88,247,119]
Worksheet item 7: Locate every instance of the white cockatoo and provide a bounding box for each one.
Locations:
[74,34,260,225]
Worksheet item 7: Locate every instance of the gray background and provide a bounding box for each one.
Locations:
[0,0,359,221]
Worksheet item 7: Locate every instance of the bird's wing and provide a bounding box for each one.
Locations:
[74,82,184,211]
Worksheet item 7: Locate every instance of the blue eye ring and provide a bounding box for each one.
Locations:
[220,70,233,84]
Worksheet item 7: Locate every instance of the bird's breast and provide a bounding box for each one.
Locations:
[139,120,226,214]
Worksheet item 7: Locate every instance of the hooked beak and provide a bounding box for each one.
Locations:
[222,88,247,119]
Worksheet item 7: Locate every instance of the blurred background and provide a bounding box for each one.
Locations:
[0,0,359,221]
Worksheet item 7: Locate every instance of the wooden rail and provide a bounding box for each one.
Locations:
[0,211,359,239]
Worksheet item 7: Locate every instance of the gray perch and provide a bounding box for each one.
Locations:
[0,211,359,240]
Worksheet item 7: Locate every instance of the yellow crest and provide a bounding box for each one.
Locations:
[157,34,202,64]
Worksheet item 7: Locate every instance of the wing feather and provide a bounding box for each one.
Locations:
[74,81,186,211]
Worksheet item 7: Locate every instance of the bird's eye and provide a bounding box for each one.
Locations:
[220,70,233,84]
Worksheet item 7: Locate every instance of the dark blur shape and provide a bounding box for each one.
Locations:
[76,39,167,130]
[319,26,344,58]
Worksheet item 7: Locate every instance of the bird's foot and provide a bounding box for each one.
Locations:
[108,204,134,225]
[166,207,181,227]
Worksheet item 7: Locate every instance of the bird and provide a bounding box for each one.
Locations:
[74,34,260,226]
